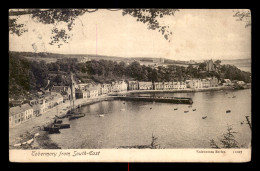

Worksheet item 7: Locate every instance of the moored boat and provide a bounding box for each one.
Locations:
[48,127,60,134]
[54,119,63,124]
[66,73,86,120]
[53,123,70,129]
[68,112,86,120]
[44,125,60,133]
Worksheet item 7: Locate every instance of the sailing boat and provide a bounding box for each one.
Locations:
[67,73,85,120]
[54,106,70,128]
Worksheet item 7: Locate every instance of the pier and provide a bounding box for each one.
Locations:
[114,96,193,104]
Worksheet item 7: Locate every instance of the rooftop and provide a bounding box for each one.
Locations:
[9,103,32,117]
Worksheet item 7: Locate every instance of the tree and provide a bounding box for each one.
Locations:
[151,69,158,82]
[210,125,240,149]
[9,9,179,48]
[214,60,221,65]
[53,74,63,86]
[199,63,206,70]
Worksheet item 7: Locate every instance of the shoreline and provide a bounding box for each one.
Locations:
[128,86,234,94]
[9,86,238,149]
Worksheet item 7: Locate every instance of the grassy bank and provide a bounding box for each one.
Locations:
[33,131,61,149]
[10,131,61,149]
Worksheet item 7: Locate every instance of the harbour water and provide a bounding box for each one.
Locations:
[49,89,251,149]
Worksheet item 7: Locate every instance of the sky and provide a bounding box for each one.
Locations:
[9,9,251,61]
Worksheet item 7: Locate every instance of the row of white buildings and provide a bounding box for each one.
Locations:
[128,77,219,90]
[9,80,129,128]
[9,92,64,128]
[74,81,128,99]
[9,77,247,128]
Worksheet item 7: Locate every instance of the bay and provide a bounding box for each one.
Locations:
[49,89,251,149]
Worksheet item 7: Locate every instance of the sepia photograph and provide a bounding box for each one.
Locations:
[9,9,251,162]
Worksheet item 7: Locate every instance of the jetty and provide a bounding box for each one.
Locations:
[114,96,193,104]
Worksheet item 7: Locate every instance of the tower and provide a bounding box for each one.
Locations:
[206,59,215,71]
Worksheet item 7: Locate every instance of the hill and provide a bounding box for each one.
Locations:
[9,51,190,65]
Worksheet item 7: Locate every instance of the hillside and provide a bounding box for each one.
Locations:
[9,51,189,64]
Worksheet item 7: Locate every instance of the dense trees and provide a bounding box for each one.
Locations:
[220,64,251,83]
[9,53,251,100]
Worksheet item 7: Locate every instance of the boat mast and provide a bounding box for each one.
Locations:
[70,73,75,111]
[56,105,58,115]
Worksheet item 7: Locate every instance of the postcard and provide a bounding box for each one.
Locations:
[9,9,251,162]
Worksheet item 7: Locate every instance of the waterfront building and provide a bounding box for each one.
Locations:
[30,98,46,116]
[185,80,192,88]
[86,87,99,98]
[111,82,119,92]
[209,77,219,87]
[44,94,56,110]
[75,89,88,99]
[120,81,128,92]
[202,79,210,88]
[154,82,164,90]
[111,81,128,92]
[163,82,171,90]
[128,81,139,90]
[107,84,112,93]
[186,79,203,89]
[101,84,109,94]
[32,103,43,117]
[9,106,22,127]
[22,103,34,121]
[179,82,187,89]
[30,92,63,116]
[9,103,33,128]
[95,83,102,96]
[195,79,203,89]
[223,79,232,86]
[237,81,246,86]
[139,82,153,90]
[173,82,179,89]
[56,86,72,101]
[52,92,64,105]
[173,82,186,89]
